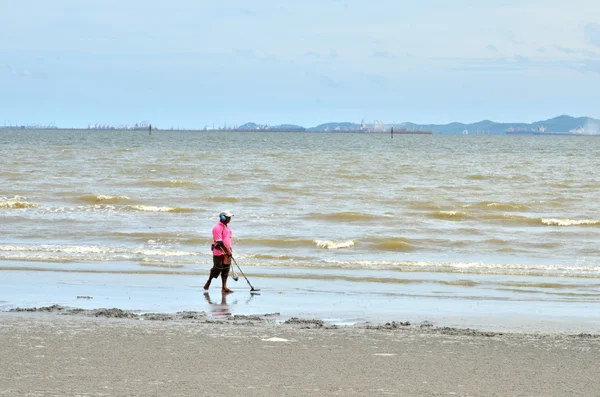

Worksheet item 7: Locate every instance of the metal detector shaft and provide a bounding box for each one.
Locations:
[230,256,259,291]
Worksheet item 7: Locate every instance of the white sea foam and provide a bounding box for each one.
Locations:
[315,240,355,249]
[87,195,130,201]
[542,218,600,226]
[0,245,198,258]
[123,205,193,213]
[319,259,600,277]
[124,205,174,212]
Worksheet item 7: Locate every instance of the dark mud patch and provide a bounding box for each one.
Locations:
[284,317,324,328]
[176,311,208,320]
[10,305,67,312]
[142,313,175,321]
[262,312,280,317]
[231,315,264,321]
[431,327,502,337]
[366,321,411,330]
[92,308,139,319]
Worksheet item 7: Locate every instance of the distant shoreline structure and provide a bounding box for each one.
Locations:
[1,115,598,135]
[214,128,433,134]
[505,126,598,136]
[0,126,433,134]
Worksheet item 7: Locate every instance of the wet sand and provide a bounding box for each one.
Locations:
[1,308,599,396]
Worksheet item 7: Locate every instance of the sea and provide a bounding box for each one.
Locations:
[1,129,599,331]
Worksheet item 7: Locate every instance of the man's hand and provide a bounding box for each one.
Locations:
[215,241,230,255]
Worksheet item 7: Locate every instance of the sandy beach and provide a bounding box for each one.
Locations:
[1,308,599,397]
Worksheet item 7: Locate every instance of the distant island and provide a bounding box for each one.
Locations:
[1,115,599,135]
[229,115,600,135]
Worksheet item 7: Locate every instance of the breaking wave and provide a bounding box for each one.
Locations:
[481,202,529,211]
[78,195,130,202]
[315,240,355,249]
[428,211,468,220]
[541,218,600,227]
[0,201,37,209]
[0,244,201,264]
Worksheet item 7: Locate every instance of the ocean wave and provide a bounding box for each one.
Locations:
[500,282,572,289]
[534,200,564,207]
[441,280,478,287]
[541,218,600,227]
[122,205,195,213]
[112,232,208,245]
[0,244,200,258]
[427,211,468,220]
[267,185,301,193]
[237,238,316,248]
[372,239,414,252]
[139,263,184,269]
[79,195,130,202]
[483,238,508,245]
[319,212,379,222]
[467,174,486,180]
[112,231,186,239]
[479,213,541,225]
[495,247,530,253]
[317,259,600,278]
[0,201,38,209]
[36,204,118,214]
[205,196,263,203]
[204,196,241,203]
[247,254,294,260]
[147,180,201,187]
[3,252,600,280]
[407,202,441,211]
[482,202,529,211]
[315,240,355,249]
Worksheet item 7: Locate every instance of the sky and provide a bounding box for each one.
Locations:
[1,0,599,128]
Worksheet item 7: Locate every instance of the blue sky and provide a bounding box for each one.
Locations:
[1,0,599,128]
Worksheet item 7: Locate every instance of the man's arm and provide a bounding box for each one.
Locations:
[214,240,230,253]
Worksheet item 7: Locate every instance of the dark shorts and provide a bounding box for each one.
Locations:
[209,255,231,279]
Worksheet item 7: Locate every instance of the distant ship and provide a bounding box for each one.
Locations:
[505,126,543,135]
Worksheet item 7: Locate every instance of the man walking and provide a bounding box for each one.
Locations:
[204,210,234,293]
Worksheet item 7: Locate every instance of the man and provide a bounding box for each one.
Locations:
[204,210,234,293]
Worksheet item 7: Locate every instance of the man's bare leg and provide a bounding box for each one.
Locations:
[204,276,212,290]
[221,274,233,293]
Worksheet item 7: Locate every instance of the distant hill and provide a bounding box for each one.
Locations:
[236,122,305,132]
[237,122,262,130]
[275,124,306,132]
[397,115,600,134]
[307,122,363,132]
[233,115,600,134]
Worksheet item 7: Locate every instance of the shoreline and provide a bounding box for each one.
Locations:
[4,304,600,338]
[3,266,600,334]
